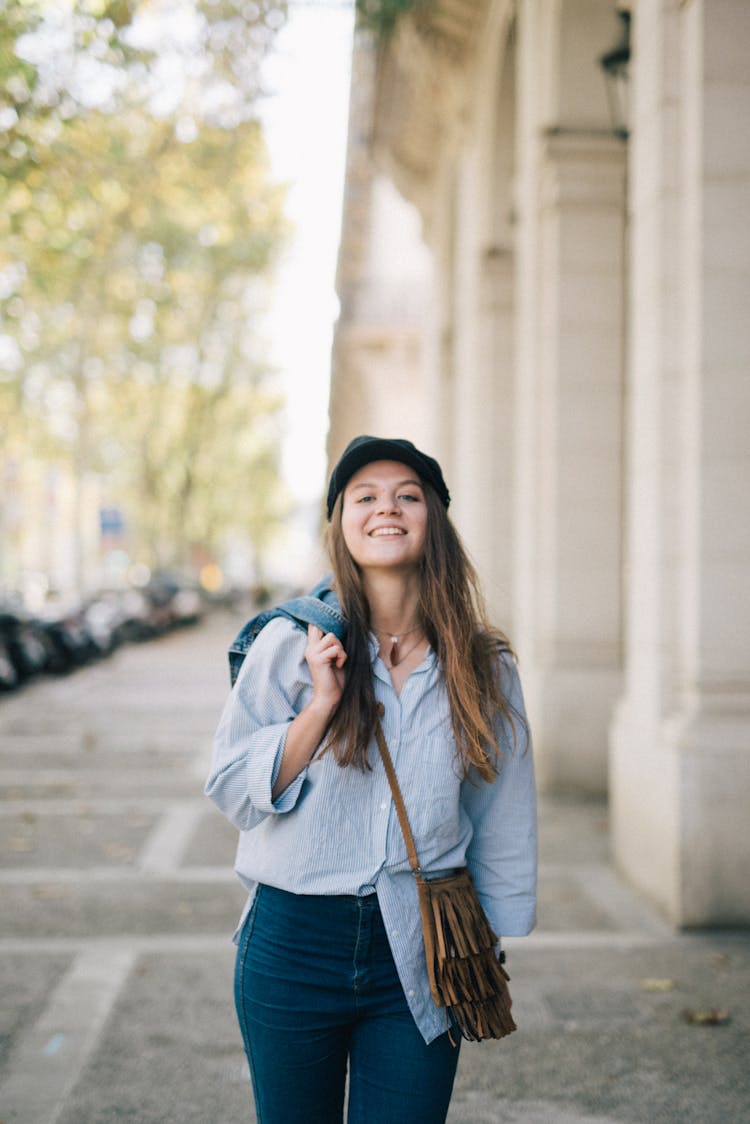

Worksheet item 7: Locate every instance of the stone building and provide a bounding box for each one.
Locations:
[328,0,750,927]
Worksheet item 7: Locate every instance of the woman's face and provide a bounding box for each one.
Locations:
[341,460,428,574]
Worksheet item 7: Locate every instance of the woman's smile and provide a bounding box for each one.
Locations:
[370,525,406,537]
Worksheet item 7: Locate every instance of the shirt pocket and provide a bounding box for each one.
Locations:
[412,794,460,849]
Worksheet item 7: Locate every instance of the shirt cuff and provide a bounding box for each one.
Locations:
[244,721,306,815]
[270,732,308,811]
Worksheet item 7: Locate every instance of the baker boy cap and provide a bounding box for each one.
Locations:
[326,435,451,520]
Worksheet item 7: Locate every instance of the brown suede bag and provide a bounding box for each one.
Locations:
[375,718,517,1043]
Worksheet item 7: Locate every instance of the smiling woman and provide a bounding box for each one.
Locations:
[205,434,538,1124]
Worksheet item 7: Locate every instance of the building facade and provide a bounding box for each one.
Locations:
[329,0,750,927]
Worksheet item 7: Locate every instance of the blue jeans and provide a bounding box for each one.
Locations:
[234,885,460,1124]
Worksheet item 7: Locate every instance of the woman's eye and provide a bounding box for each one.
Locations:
[400,493,420,502]
[357,495,375,503]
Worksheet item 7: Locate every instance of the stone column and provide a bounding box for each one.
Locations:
[514,0,627,791]
[328,29,435,465]
[442,12,516,632]
[450,158,517,631]
[610,0,750,925]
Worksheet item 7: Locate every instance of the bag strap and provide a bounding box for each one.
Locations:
[374,712,422,878]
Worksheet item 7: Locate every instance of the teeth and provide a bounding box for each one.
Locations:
[371,527,404,537]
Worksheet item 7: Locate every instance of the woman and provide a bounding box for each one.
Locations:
[205,435,537,1124]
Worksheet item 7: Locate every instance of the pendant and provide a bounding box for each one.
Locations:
[389,636,399,666]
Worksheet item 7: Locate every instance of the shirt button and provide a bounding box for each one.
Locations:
[392,929,399,937]
[379,801,388,811]
[408,989,415,998]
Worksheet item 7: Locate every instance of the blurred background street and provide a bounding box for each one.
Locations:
[1,611,748,1123]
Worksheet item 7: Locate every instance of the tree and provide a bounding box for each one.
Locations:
[0,0,290,591]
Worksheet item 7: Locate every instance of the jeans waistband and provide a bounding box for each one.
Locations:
[260,885,377,905]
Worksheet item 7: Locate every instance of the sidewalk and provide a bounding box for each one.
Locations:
[0,613,747,1123]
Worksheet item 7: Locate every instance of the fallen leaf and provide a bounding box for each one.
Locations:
[682,1008,730,1025]
[32,884,67,900]
[641,978,676,991]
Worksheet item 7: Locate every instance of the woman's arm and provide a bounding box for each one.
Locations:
[461,651,538,937]
[270,624,346,799]
[205,619,346,829]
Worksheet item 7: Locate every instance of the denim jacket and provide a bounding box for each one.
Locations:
[228,575,346,687]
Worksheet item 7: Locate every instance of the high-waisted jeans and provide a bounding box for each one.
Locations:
[234,884,460,1124]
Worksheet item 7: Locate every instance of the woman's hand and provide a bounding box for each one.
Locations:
[305,624,347,712]
[271,625,347,801]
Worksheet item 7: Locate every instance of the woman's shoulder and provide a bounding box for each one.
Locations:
[478,629,515,667]
[232,614,308,690]
[478,631,523,707]
[253,614,308,654]
[258,613,297,632]
[493,635,520,674]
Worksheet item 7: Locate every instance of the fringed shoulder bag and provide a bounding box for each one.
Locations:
[374,716,517,1043]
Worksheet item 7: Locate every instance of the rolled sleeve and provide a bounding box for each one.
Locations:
[204,618,312,830]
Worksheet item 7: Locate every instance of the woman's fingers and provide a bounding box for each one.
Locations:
[320,638,347,669]
[304,625,347,706]
[306,625,347,667]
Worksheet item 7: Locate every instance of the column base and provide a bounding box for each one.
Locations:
[610,699,750,927]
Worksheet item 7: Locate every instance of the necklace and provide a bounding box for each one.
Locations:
[373,625,423,669]
[382,634,425,669]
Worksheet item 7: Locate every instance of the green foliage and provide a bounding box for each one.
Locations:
[355,0,426,38]
[0,0,292,585]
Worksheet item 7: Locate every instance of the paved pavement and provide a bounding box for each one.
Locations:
[0,611,748,1124]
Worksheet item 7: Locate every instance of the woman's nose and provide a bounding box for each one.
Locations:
[376,493,399,514]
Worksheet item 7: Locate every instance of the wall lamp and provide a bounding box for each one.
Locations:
[599,9,631,141]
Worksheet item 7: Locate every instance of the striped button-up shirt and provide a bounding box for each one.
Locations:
[205,616,537,1043]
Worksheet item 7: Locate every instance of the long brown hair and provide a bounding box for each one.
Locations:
[323,482,519,780]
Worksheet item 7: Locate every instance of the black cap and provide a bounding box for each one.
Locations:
[326,435,450,520]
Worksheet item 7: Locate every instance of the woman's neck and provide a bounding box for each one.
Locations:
[362,569,421,636]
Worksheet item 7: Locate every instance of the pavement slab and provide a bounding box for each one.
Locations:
[452,938,750,1123]
[1,610,748,1124]
[54,949,249,1124]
